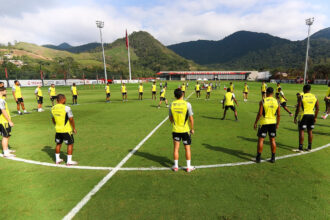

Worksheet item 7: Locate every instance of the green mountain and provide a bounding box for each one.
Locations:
[311,27,330,40]
[43,42,102,53]
[168,28,330,70]
[0,31,199,79]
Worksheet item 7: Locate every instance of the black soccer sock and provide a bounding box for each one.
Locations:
[308,143,312,150]
[271,153,275,159]
[299,144,303,150]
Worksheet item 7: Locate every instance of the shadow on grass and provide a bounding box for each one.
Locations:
[131,150,173,167]
[283,127,329,136]
[203,143,254,161]
[237,136,295,151]
[42,146,66,162]
[201,115,220,120]
[317,123,330,128]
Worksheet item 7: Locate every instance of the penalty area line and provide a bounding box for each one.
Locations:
[62,92,194,220]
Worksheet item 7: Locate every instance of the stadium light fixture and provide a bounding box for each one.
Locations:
[303,17,314,85]
[96,20,108,83]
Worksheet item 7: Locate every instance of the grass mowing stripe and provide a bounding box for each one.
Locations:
[63,91,194,219]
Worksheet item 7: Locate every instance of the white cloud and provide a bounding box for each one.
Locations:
[0,0,328,46]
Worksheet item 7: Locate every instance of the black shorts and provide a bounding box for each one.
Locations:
[139,92,143,95]
[72,95,78,99]
[55,133,74,145]
[50,96,57,101]
[257,124,276,138]
[160,97,166,101]
[276,92,280,97]
[225,105,236,111]
[122,93,127,96]
[207,92,210,95]
[37,96,43,104]
[172,132,191,145]
[106,93,111,98]
[196,91,200,94]
[152,91,156,95]
[16,98,24,104]
[261,91,266,95]
[280,102,287,107]
[299,115,315,130]
[0,123,11,137]
[182,91,185,93]
[243,92,248,94]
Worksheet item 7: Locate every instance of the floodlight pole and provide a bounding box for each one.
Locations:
[96,20,108,83]
[303,17,314,85]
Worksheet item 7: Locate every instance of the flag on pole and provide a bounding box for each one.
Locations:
[5,67,8,79]
[125,29,129,49]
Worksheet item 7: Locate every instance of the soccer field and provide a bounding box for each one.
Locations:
[0,81,329,220]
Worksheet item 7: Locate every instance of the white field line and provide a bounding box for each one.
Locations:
[62,91,194,220]
[1,143,329,171]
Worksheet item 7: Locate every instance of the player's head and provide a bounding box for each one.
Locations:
[140,83,142,85]
[230,82,232,85]
[0,82,4,88]
[38,85,41,88]
[174,88,183,99]
[73,83,76,86]
[244,83,247,85]
[123,83,125,86]
[262,81,265,84]
[56,94,66,104]
[14,80,19,85]
[278,87,282,92]
[0,87,7,96]
[197,81,199,84]
[107,82,109,85]
[51,84,55,87]
[153,81,155,84]
[303,84,311,93]
[227,88,231,92]
[266,87,274,96]
[277,82,280,86]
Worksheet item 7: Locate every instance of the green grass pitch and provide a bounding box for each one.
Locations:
[0,81,329,219]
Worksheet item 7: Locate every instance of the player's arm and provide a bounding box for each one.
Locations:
[189,116,194,134]
[294,97,302,124]
[254,101,263,129]
[51,117,55,125]
[314,100,319,122]
[234,98,238,107]
[222,97,225,109]
[1,109,14,127]
[12,91,17,101]
[69,117,77,134]
[276,105,280,129]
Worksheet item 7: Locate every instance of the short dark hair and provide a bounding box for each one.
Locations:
[14,80,18,84]
[296,93,300,96]
[278,87,282,91]
[227,88,231,92]
[174,88,183,99]
[266,87,274,94]
[73,83,76,86]
[56,94,65,101]
[303,84,311,92]
[0,87,6,91]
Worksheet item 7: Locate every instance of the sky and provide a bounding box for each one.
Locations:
[0,0,329,46]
